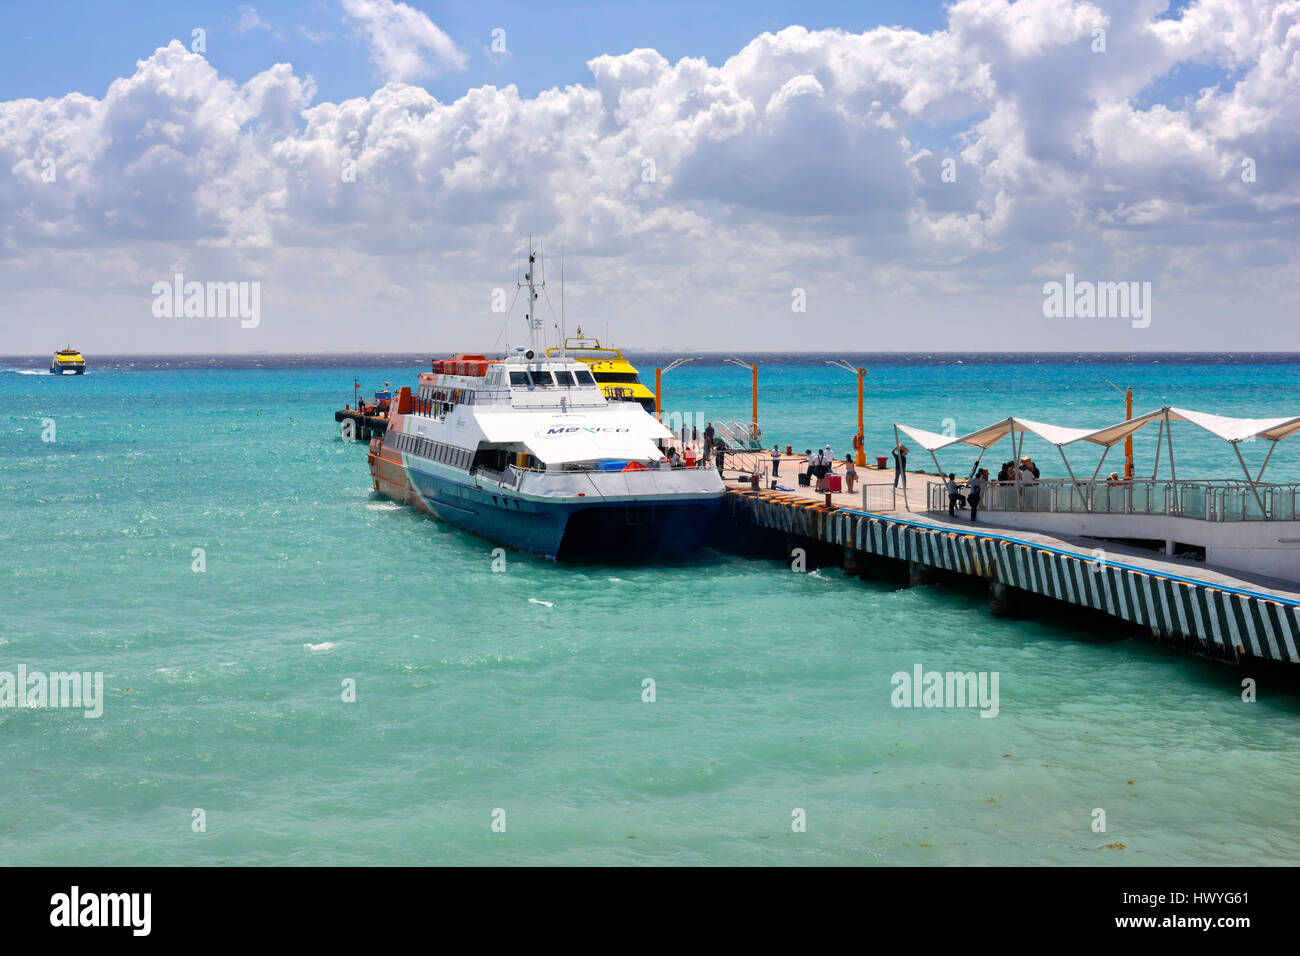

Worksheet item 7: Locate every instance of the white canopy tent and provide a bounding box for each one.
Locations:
[893,405,1300,507]
[893,424,965,480]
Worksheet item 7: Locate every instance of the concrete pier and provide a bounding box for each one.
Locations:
[335,408,389,442]
[715,458,1300,667]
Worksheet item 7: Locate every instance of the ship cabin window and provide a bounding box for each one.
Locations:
[509,371,529,387]
[594,372,640,384]
[575,370,596,386]
[552,370,575,387]
[529,370,554,387]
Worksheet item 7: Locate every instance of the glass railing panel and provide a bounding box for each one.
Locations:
[1180,485,1206,519]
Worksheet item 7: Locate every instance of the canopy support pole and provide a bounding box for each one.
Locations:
[1089,444,1112,482]
[892,425,904,511]
[1152,415,1164,480]
[1057,445,1083,510]
[1057,445,1081,487]
[1256,439,1278,483]
[929,448,946,480]
[1233,442,1267,516]
[1165,408,1177,484]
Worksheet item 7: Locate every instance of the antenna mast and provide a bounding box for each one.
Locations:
[518,235,544,356]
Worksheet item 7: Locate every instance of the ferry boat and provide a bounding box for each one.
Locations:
[50,347,86,374]
[546,329,655,412]
[366,245,724,560]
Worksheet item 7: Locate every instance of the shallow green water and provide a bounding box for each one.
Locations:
[2,356,1298,865]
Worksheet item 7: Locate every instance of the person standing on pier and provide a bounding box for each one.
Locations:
[703,422,715,463]
[946,474,966,517]
[844,454,858,494]
[968,469,985,522]
[892,443,909,490]
[771,446,781,477]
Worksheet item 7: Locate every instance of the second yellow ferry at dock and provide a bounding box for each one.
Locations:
[547,328,655,413]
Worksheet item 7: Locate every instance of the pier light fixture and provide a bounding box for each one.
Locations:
[1102,378,1134,479]
[827,360,869,466]
[655,357,701,421]
[723,357,759,441]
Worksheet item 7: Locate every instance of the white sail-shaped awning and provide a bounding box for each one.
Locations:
[1165,406,1300,444]
[895,424,963,452]
[896,405,1300,496]
[948,417,1097,449]
[1075,408,1169,447]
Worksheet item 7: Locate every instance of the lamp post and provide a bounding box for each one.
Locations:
[654,357,700,422]
[723,357,758,441]
[827,360,868,466]
[1102,378,1133,479]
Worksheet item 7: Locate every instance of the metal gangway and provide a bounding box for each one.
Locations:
[712,420,764,452]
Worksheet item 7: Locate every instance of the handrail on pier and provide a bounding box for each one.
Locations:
[925,476,1300,522]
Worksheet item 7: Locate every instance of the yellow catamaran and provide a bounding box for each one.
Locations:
[546,328,655,412]
[50,347,86,374]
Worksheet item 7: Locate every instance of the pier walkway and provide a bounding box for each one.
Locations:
[715,453,1300,666]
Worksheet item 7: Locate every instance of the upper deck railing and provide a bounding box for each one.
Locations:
[925,477,1300,522]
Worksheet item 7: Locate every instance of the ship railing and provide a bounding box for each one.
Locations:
[472,465,520,489]
[923,477,1300,522]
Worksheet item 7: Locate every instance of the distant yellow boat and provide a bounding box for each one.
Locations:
[50,347,86,374]
[547,328,655,412]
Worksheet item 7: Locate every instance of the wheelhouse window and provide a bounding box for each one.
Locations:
[529,370,555,387]
[552,370,575,386]
[509,371,529,386]
[575,370,596,386]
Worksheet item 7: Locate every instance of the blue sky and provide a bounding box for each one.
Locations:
[0,0,1296,353]
[4,1,949,103]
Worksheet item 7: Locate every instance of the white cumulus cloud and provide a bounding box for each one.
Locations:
[0,1,1297,353]
[340,0,468,82]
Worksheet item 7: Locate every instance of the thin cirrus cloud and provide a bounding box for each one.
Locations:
[0,0,1296,354]
[340,0,469,83]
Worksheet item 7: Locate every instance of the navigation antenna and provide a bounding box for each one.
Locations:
[559,234,567,357]
[518,235,545,358]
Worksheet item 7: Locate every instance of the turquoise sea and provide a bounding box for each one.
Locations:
[3,353,1300,866]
